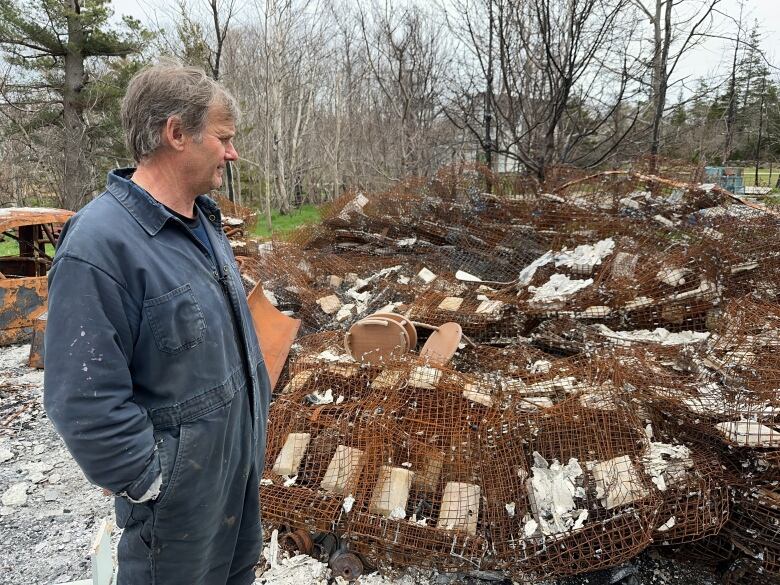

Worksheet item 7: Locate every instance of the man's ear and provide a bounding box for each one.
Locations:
[162,116,187,152]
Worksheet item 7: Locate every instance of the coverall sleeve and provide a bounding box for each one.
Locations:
[43,255,160,499]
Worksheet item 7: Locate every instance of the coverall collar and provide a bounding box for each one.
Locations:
[106,168,222,237]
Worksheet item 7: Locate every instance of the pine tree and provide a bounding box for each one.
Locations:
[0,0,150,209]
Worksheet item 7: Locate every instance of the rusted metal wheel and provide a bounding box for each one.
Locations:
[329,551,363,581]
[279,528,314,556]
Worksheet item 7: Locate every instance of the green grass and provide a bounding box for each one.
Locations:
[0,240,54,257]
[252,204,322,239]
[740,167,779,188]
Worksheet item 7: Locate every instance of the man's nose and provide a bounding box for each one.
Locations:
[225,142,239,161]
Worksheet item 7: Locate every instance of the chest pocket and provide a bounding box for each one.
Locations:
[143,283,206,354]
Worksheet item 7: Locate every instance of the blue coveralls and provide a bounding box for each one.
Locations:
[43,169,271,585]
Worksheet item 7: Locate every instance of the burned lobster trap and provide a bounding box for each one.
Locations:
[232,163,780,582]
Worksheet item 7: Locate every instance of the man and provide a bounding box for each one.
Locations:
[44,63,270,585]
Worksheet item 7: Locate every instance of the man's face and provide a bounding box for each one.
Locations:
[182,105,238,194]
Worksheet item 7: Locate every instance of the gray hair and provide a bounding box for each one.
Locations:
[121,62,240,162]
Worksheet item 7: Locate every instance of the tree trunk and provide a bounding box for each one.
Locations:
[63,0,88,210]
[332,76,342,200]
[649,0,672,169]
[722,40,740,164]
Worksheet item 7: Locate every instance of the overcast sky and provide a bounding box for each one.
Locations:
[109,0,780,91]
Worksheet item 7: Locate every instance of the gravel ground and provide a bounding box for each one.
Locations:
[0,343,722,585]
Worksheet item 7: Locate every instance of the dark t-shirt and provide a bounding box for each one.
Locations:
[165,205,216,263]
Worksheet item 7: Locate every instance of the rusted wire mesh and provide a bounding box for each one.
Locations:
[245,163,780,580]
[213,194,258,233]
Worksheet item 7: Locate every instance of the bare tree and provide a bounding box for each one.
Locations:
[446,0,643,183]
[358,1,451,178]
[631,0,721,165]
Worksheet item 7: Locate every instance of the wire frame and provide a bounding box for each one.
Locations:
[245,162,780,580]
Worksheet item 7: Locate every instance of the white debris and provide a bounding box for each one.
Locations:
[282,475,298,487]
[0,446,13,463]
[257,553,330,584]
[2,482,28,507]
[523,516,538,538]
[342,494,355,513]
[611,252,638,279]
[268,529,280,568]
[575,305,611,319]
[297,260,314,278]
[316,295,342,315]
[619,197,641,210]
[475,299,504,315]
[590,455,648,509]
[315,350,354,363]
[657,267,691,287]
[263,289,279,307]
[572,509,589,530]
[528,274,593,304]
[554,238,615,275]
[657,516,677,532]
[731,261,759,274]
[335,304,355,322]
[223,215,244,227]
[306,389,334,405]
[417,267,437,283]
[396,237,417,247]
[528,360,552,374]
[682,382,728,416]
[505,502,516,517]
[524,376,579,395]
[593,325,709,346]
[518,251,555,286]
[462,382,493,407]
[624,296,654,310]
[389,506,406,520]
[664,278,717,303]
[346,288,370,304]
[653,214,676,227]
[338,192,369,220]
[409,366,442,389]
[0,344,31,369]
[641,442,693,492]
[517,239,614,287]
[525,452,587,536]
[702,227,723,240]
[714,420,780,447]
[354,568,434,585]
[455,270,483,282]
[437,297,464,312]
[519,397,554,411]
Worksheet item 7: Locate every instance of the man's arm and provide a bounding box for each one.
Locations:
[44,255,160,500]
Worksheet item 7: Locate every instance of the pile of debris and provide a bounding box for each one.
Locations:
[229,164,780,584]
